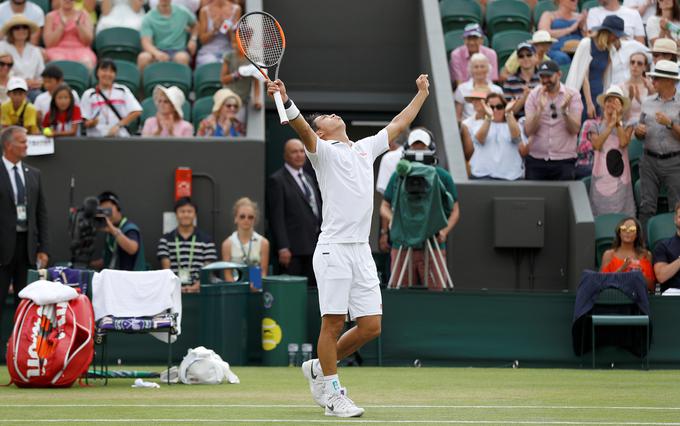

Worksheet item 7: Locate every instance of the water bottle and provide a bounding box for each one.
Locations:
[301,343,313,363]
[655,283,661,296]
[287,343,299,367]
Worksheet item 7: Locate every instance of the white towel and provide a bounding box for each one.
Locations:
[92,269,182,342]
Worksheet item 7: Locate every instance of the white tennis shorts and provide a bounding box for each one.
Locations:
[312,242,382,320]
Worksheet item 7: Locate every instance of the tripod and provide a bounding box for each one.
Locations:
[387,235,454,290]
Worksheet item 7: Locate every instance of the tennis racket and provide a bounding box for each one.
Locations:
[235,11,288,124]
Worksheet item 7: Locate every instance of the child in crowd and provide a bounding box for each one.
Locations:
[41,83,82,137]
[0,76,40,134]
[33,64,80,122]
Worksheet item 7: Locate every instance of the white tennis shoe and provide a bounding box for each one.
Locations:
[301,359,326,407]
[324,392,365,418]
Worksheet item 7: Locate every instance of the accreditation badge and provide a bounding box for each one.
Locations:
[16,204,27,222]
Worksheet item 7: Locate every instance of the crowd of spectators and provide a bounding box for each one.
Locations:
[447,0,680,293]
[0,0,254,138]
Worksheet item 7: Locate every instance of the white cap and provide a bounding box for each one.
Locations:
[407,128,432,147]
[7,76,27,92]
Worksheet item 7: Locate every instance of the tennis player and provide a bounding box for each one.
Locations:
[267,75,430,418]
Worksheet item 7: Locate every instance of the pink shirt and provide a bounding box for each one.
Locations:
[524,83,583,161]
[449,45,499,84]
[141,117,194,137]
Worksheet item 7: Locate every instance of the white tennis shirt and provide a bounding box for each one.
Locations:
[306,129,389,244]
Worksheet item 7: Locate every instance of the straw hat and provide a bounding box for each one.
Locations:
[153,85,186,119]
[212,88,242,113]
[651,38,678,55]
[463,90,489,101]
[1,14,39,38]
[647,59,680,80]
[529,30,557,45]
[596,85,630,112]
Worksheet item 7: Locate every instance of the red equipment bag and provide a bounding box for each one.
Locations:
[6,294,94,387]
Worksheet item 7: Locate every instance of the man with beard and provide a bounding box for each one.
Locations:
[653,203,680,293]
[524,60,583,180]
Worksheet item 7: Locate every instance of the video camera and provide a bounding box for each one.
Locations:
[69,196,111,268]
[402,149,437,166]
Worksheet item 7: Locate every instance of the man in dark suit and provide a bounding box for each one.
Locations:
[0,126,49,321]
[267,138,321,286]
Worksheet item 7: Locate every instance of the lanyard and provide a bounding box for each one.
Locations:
[238,236,253,264]
[107,217,127,254]
[175,234,197,271]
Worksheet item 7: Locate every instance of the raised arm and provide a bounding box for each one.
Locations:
[385,74,430,143]
[267,79,318,152]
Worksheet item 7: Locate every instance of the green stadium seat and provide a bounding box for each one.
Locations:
[560,63,570,83]
[590,288,649,369]
[534,0,557,27]
[142,62,192,98]
[47,60,90,95]
[647,212,675,251]
[192,96,214,129]
[634,180,669,216]
[485,0,531,36]
[491,30,532,67]
[139,96,191,128]
[440,0,482,32]
[594,213,627,267]
[444,30,488,58]
[628,138,643,184]
[95,27,142,63]
[580,0,599,12]
[193,62,223,99]
[32,0,50,14]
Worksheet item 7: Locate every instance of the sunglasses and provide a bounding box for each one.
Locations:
[0,61,13,68]
[619,225,637,233]
[550,103,557,119]
[630,60,645,66]
[239,214,255,220]
[518,53,534,59]
[13,25,29,30]
[652,52,673,58]
[489,104,505,111]
[224,103,239,109]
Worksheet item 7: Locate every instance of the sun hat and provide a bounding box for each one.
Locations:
[212,88,243,113]
[592,15,627,38]
[463,90,489,100]
[153,85,186,119]
[596,85,630,113]
[0,14,39,38]
[647,60,680,80]
[529,30,557,45]
[651,38,678,56]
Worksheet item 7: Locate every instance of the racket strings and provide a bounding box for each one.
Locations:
[237,14,283,67]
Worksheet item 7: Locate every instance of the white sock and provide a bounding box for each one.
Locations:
[323,374,341,395]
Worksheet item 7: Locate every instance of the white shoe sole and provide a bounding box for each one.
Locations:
[301,360,325,407]
[324,407,365,418]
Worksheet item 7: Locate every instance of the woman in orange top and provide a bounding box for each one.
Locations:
[600,216,655,291]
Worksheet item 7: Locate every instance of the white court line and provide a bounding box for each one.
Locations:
[1,404,680,411]
[1,420,680,425]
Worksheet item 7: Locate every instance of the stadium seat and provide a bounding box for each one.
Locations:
[491,30,532,67]
[440,0,482,32]
[580,0,599,11]
[47,60,90,95]
[139,96,191,127]
[33,0,50,14]
[594,213,627,267]
[142,62,192,98]
[628,138,643,184]
[193,63,223,99]
[590,288,649,369]
[560,63,570,82]
[95,27,142,63]
[192,96,214,129]
[647,212,675,251]
[581,175,591,193]
[485,0,531,36]
[534,0,557,27]
[444,30,489,58]
[633,180,669,216]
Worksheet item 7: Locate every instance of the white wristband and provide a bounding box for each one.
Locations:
[284,99,300,121]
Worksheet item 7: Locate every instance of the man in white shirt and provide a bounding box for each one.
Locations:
[587,0,646,44]
[0,0,44,45]
[623,0,657,25]
[266,75,430,418]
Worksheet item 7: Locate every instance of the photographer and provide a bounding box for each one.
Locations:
[90,191,146,271]
[379,128,460,291]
